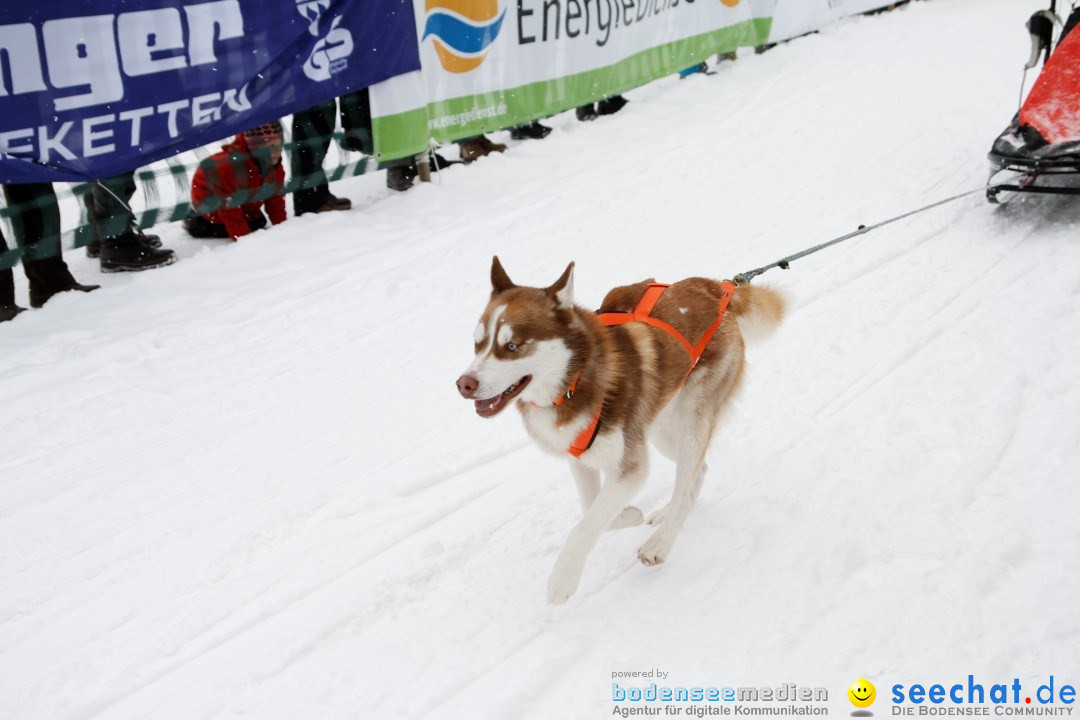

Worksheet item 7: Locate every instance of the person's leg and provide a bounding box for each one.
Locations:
[93,172,176,272]
[78,187,102,257]
[339,89,374,155]
[0,229,24,322]
[91,173,137,240]
[247,213,268,232]
[3,183,98,307]
[291,99,337,214]
[81,178,160,258]
[184,213,233,239]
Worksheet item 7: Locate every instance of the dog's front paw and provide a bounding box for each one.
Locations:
[637,530,675,566]
[646,504,668,526]
[608,506,644,530]
[547,560,583,605]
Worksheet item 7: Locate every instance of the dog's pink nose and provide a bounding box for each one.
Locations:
[456,374,479,398]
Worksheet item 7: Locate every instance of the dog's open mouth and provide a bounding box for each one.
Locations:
[475,376,531,418]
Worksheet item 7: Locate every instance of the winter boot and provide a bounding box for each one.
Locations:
[0,302,24,322]
[576,104,598,122]
[86,231,160,258]
[460,135,507,162]
[18,250,100,308]
[458,139,486,163]
[596,95,628,116]
[386,164,419,192]
[29,278,100,309]
[309,196,351,213]
[478,135,507,154]
[100,232,177,273]
[327,194,352,210]
[510,122,553,140]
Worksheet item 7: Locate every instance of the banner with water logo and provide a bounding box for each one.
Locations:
[0,0,421,183]
[369,0,775,160]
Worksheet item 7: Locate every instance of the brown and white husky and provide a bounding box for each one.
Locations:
[456,257,785,604]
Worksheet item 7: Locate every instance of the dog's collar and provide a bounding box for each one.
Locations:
[531,371,581,409]
[527,370,602,457]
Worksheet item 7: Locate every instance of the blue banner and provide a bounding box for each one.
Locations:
[0,0,420,183]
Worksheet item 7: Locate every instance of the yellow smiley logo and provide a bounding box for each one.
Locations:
[848,679,876,708]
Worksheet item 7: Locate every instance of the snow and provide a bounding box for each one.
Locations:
[2,1,1079,718]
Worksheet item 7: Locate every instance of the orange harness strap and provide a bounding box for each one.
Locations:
[567,404,604,458]
[567,281,736,458]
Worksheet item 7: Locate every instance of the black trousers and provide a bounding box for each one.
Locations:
[87,171,138,243]
[291,89,372,215]
[1,229,15,308]
[2,183,76,296]
[185,212,267,239]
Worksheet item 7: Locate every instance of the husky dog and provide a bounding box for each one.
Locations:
[456,257,785,604]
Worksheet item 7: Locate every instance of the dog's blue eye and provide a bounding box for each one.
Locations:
[507,342,519,351]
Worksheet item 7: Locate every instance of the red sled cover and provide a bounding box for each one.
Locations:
[1020,21,1080,147]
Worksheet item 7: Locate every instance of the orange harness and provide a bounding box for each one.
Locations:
[559,281,736,458]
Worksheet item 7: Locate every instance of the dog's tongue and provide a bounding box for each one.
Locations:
[475,395,503,413]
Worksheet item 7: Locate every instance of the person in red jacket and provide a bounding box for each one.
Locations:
[185,121,287,240]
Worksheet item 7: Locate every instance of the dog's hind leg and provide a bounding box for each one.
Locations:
[638,401,712,566]
[570,460,644,530]
[638,446,706,565]
[549,453,647,604]
[646,462,707,526]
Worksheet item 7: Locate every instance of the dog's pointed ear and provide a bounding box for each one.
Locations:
[491,256,516,294]
[546,261,575,309]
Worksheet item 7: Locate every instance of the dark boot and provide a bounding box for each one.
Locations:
[86,232,160,259]
[596,95,628,116]
[576,104,598,122]
[100,232,177,273]
[29,277,99,309]
[510,121,553,140]
[386,163,418,191]
[0,303,24,322]
[304,195,351,213]
[326,194,352,210]
[91,172,174,272]
[459,135,507,163]
[430,152,460,171]
[478,135,507,153]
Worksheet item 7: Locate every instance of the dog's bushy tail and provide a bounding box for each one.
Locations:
[726,284,786,346]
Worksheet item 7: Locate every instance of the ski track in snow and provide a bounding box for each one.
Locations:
[3,2,1080,718]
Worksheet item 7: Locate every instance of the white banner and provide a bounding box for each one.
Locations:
[370,0,773,157]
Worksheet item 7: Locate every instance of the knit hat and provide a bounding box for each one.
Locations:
[243,120,284,146]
